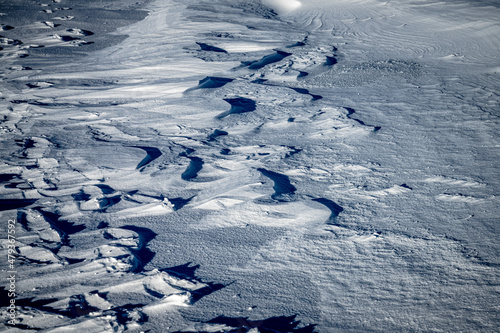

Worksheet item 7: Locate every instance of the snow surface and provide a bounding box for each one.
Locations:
[262,0,302,14]
[0,0,499,332]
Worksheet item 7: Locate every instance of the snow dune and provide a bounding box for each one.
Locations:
[0,0,499,331]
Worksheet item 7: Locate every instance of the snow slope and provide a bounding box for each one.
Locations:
[0,0,499,331]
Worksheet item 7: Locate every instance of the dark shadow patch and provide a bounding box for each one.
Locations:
[312,198,343,224]
[130,192,162,201]
[0,174,18,182]
[97,221,109,229]
[181,157,204,181]
[127,192,190,210]
[17,137,35,151]
[120,225,157,273]
[161,262,225,303]
[180,147,196,156]
[250,79,321,101]
[133,146,162,170]
[16,100,121,108]
[257,168,296,202]
[188,76,233,91]
[169,196,194,210]
[98,195,121,212]
[220,148,231,155]
[345,107,365,125]
[161,262,200,281]
[144,285,165,299]
[251,78,268,84]
[290,87,323,101]
[190,282,225,303]
[43,21,61,28]
[0,287,10,307]
[217,97,256,119]
[17,211,30,231]
[66,28,93,36]
[68,295,101,318]
[6,323,41,330]
[15,297,61,315]
[247,50,292,70]
[285,146,302,158]
[324,56,337,66]
[0,199,38,211]
[95,184,116,194]
[112,304,148,326]
[208,129,228,141]
[287,41,306,48]
[196,42,227,53]
[65,257,86,264]
[33,209,86,245]
[344,107,380,132]
[297,71,309,78]
[10,100,28,104]
[58,35,80,42]
[180,314,317,333]
[14,295,146,324]
[72,190,91,202]
[1,38,22,45]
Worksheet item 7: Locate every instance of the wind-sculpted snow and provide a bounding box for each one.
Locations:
[186,76,234,92]
[133,146,162,170]
[208,129,229,141]
[312,198,344,225]
[245,50,292,70]
[217,97,257,119]
[290,87,323,101]
[344,107,381,132]
[196,42,228,53]
[1,0,499,331]
[323,55,337,66]
[258,168,297,202]
[177,314,316,333]
[251,79,323,101]
[181,156,204,181]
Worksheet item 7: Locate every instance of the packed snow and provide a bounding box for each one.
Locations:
[0,0,499,332]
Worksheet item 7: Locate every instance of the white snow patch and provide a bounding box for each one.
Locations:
[368,185,411,196]
[262,0,302,13]
[435,193,485,203]
[424,176,484,188]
